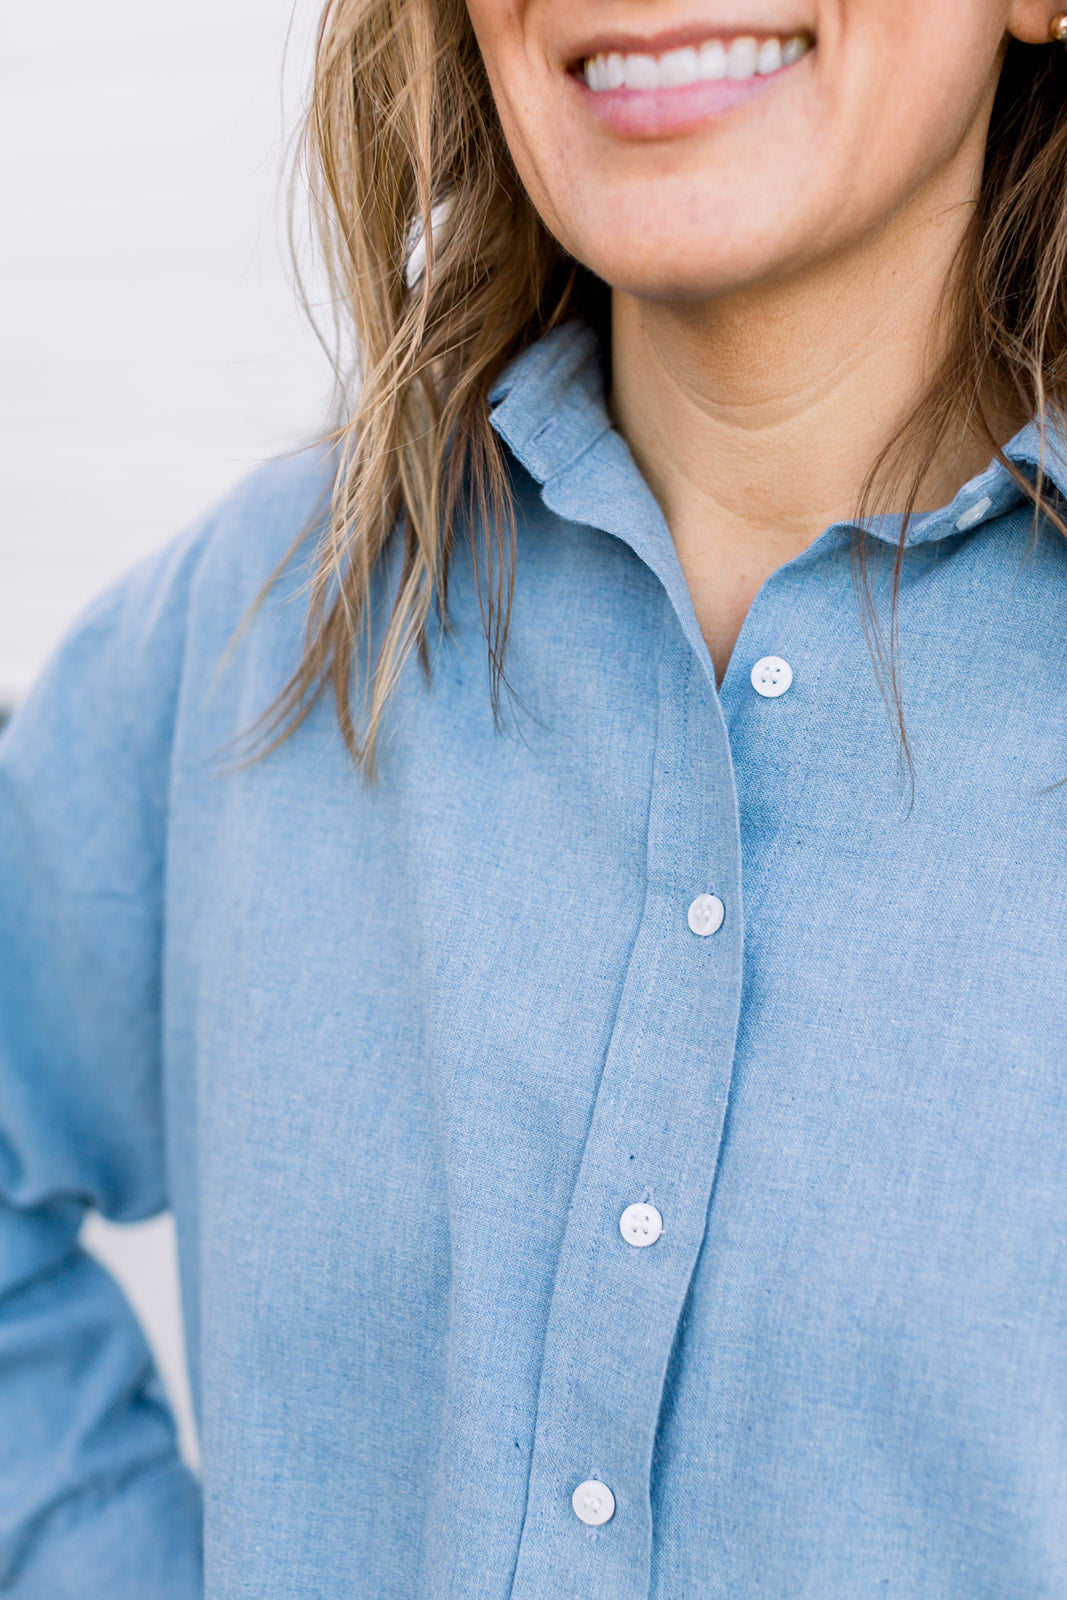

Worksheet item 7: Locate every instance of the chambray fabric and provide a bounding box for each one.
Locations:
[2,320,1067,1600]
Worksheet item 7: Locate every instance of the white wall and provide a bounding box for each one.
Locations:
[1,0,333,1468]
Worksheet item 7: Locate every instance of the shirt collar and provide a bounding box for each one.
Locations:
[489,320,1067,555]
[490,322,709,668]
[488,320,610,482]
[887,417,1067,548]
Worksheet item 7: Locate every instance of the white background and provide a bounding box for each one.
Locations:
[1,0,333,1467]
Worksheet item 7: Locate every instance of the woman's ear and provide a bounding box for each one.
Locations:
[1007,2,1066,44]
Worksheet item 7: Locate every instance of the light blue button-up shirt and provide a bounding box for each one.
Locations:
[2,320,1067,1599]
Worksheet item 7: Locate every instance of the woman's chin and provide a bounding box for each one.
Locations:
[562,213,812,309]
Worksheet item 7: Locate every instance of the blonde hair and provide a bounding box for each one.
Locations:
[266,5,1067,770]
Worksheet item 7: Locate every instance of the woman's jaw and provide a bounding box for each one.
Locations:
[464,1,1010,304]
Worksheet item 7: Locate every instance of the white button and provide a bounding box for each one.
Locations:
[954,494,992,531]
[687,894,725,936]
[751,656,793,697]
[572,1480,616,1526]
[620,1202,663,1247]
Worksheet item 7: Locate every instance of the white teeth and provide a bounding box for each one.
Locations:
[623,53,658,90]
[698,40,728,80]
[726,36,758,79]
[757,37,783,74]
[658,46,700,88]
[605,51,625,89]
[582,32,811,91]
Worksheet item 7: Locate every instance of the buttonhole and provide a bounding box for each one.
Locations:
[530,420,557,447]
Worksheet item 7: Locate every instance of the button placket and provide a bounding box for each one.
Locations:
[509,635,745,1599]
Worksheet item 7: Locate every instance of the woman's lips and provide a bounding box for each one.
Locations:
[572,31,813,138]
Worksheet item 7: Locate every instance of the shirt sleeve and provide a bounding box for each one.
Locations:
[0,536,206,1598]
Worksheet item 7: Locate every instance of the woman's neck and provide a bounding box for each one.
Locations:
[609,178,1004,682]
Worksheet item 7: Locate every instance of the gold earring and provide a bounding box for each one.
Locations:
[1050,12,1067,42]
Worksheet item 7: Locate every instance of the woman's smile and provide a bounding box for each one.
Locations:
[573,28,815,136]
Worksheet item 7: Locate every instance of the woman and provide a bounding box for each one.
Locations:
[2,1,1066,1595]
